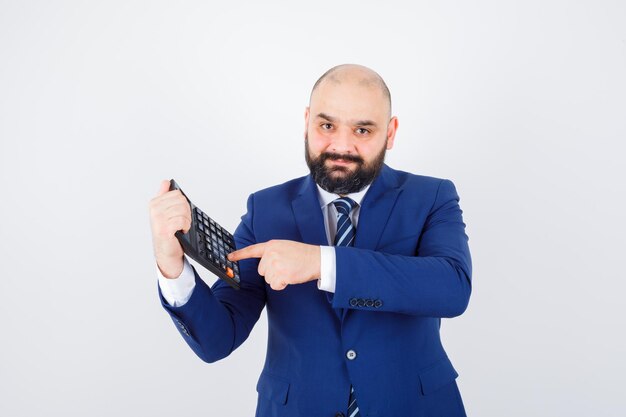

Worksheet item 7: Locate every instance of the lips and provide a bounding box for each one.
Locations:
[331,159,353,165]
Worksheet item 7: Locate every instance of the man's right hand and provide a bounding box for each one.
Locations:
[148,179,191,278]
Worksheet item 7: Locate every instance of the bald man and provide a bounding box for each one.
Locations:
[150,64,472,417]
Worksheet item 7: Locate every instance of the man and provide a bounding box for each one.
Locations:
[149,64,472,416]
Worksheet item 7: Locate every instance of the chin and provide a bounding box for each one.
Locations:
[326,160,354,170]
[328,167,352,177]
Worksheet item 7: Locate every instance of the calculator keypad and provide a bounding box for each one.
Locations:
[193,207,240,284]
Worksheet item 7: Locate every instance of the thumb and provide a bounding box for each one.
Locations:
[157,179,171,196]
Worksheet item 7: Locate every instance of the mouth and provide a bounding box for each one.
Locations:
[329,158,354,166]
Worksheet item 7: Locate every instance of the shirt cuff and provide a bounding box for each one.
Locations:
[317,246,336,293]
[156,255,196,307]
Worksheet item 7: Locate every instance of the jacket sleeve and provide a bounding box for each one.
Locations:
[157,194,267,363]
[332,179,472,318]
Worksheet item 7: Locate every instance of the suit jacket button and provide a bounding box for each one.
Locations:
[365,299,374,307]
[374,299,383,308]
[357,299,365,307]
[346,349,357,360]
[349,298,358,307]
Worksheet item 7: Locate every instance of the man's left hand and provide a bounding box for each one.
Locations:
[228,240,321,291]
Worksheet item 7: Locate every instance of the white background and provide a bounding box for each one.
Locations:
[1,1,625,416]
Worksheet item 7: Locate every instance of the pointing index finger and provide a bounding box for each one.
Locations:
[228,242,267,262]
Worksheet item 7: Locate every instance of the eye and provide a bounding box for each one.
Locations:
[321,123,333,130]
[355,127,370,135]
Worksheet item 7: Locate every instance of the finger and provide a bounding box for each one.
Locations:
[167,215,191,234]
[158,189,185,204]
[163,200,191,219]
[182,219,191,234]
[257,253,268,276]
[228,242,267,261]
[271,279,287,291]
[257,250,274,276]
[157,179,170,197]
[263,270,286,291]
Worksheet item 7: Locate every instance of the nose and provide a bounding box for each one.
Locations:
[329,127,355,155]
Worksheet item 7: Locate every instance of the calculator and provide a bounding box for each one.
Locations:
[169,179,241,290]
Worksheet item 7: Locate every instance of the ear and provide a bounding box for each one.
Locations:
[304,106,310,139]
[386,116,399,150]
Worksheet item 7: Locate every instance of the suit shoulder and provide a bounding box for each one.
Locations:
[385,166,462,204]
[388,166,448,189]
[249,174,309,201]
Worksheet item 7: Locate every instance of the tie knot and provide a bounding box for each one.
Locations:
[333,197,357,215]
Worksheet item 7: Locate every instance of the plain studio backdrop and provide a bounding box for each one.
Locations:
[1,1,625,416]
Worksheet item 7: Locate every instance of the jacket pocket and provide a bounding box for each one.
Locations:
[256,371,290,405]
[418,356,459,395]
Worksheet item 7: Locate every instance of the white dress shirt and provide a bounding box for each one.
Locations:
[157,183,371,307]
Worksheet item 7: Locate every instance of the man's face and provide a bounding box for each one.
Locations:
[304,76,398,195]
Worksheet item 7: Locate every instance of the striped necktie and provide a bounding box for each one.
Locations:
[332,197,361,417]
[333,197,357,247]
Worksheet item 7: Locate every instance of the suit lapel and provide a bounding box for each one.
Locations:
[354,164,402,251]
[291,175,328,246]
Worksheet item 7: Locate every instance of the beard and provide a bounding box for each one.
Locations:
[304,133,387,194]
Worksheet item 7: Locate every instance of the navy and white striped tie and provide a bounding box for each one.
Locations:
[332,197,360,417]
[333,197,357,247]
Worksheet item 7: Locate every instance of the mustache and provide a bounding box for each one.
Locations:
[320,152,364,164]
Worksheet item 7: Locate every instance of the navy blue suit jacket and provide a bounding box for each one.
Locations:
[158,164,472,416]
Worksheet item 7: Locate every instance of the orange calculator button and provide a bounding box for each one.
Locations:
[226,267,234,278]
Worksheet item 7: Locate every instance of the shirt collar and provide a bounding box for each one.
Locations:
[315,182,371,209]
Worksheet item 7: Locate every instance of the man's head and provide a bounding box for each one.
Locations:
[304,64,398,195]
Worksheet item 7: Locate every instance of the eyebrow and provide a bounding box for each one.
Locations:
[354,119,377,127]
[315,112,378,127]
[316,112,337,123]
